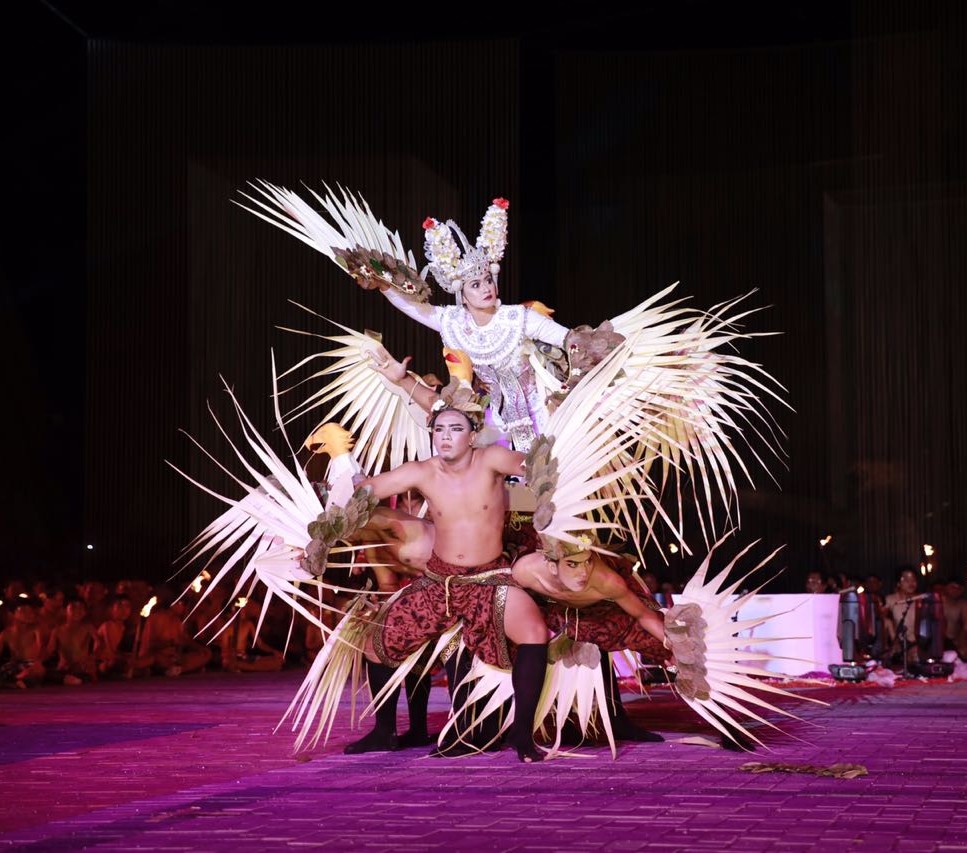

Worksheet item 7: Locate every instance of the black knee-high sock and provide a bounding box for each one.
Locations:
[432,650,475,754]
[431,649,505,755]
[343,660,399,754]
[370,661,400,734]
[600,649,663,743]
[402,667,431,739]
[511,643,548,762]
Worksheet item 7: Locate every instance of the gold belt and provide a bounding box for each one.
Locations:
[423,566,512,616]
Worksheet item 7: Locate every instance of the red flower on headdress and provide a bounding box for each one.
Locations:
[493,198,509,210]
[422,217,437,230]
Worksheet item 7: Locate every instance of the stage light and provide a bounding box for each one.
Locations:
[820,534,832,547]
[829,588,868,682]
[668,543,679,554]
[857,586,865,594]
[235,597,249,609]
[910,593,954,678]
[140,596,158,618]
[923,544,935,557]
[18,593,28,599]
[86,544,94,550]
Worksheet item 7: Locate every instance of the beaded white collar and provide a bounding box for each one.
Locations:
[439,305,527,371]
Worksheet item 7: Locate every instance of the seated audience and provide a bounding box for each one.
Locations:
[46,598,98,685]
[96,595,138,677]
[941,578,967,659]
[0,598,46,687]
[139,588,212,677]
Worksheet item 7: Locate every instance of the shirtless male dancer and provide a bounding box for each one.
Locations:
[512,548,666,653]
[364,348,664,746]
[513,547,669,742]
[354,407,550,762]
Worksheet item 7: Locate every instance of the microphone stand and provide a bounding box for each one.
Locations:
[895,597,916,679]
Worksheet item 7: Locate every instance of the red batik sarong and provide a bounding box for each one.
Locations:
[373,552,519,669]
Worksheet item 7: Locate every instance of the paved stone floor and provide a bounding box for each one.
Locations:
[1,672,965,851]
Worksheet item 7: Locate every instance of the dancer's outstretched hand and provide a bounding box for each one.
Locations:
[366,346,411,384]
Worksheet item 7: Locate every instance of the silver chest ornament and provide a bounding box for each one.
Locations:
[440,305,547,451]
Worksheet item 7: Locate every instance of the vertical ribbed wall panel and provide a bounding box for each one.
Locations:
[553,42,852,583]
[86,17,967,586]
[87,40,519,578]
[846,0,967,580]
[552,10,967,583]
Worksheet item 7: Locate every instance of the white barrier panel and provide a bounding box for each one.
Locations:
[733,593,842,675]
[615,593,843,678]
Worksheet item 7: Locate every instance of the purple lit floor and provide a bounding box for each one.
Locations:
[1,672,966,851]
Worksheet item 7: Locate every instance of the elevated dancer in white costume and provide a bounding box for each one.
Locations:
[238,183,787,552]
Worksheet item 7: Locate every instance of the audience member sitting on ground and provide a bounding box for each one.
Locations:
[885,567,921,666]
[139,588,212,677]
[37,587,66,642]
[225,598,285,672]
[0,598,46,687]
[805,570,828,594]
[941,578,967,660]
[96,595,138,677]
[80,581,111,628]
[46,598,98,685]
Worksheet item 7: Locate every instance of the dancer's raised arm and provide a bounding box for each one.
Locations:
[381,286,444,332]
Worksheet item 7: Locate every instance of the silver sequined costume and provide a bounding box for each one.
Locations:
[383,290,568,451]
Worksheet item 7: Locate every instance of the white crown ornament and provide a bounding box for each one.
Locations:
[423,198,509,303]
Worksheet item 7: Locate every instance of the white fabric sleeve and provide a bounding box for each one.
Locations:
[524,309,569,347]
[382,287,444,332]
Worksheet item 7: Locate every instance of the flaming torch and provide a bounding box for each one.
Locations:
[190,570,212,594]
[127,595,158,679]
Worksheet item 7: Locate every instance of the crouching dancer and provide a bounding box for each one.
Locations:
[353,405,549,762]
[513,542,670,742]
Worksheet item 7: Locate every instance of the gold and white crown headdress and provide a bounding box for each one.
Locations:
[423,198,509,302]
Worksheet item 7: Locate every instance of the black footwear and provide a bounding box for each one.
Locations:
[434,650,503,755]
[402,662,432,748]
[720,723,756,752]
[516,743,544,763]
[508,643,548,762]
[397,728,436,749]
[601,649,664,743]
[611,719,664,743]
[557,718,586,746]
[429,739,487,758]
[343,728,400,754]
[344,661,399,754]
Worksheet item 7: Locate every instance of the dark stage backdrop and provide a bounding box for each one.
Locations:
[86,40,521,581]
[87,11,967,589]
[548,9,967,585]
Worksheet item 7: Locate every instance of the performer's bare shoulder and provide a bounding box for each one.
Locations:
[513,549,665,643]
[513,550,625,608]
[360,410,524,567]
